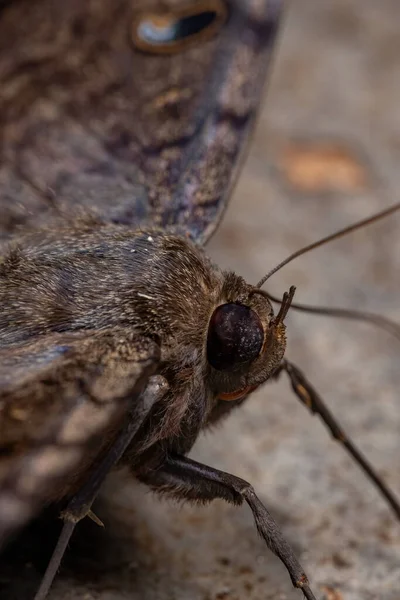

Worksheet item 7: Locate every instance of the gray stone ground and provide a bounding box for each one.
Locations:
[2,1,400,599]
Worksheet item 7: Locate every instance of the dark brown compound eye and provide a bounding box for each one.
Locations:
[132,0,227,54]
[207,304,264,371]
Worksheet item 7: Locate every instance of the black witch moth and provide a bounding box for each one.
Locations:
[0,1,399,599]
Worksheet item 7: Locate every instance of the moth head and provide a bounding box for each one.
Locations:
[204,200,400,405]
[206,280,295,402]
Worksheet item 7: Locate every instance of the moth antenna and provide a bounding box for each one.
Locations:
[265,292,400,342]
[256,201,400,288]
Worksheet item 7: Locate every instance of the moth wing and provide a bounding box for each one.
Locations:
[0,330,159,547]
[0,0,282,245]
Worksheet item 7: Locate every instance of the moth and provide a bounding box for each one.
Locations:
[0,1,399,599]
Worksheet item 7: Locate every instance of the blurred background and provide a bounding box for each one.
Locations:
[3,1,400,599]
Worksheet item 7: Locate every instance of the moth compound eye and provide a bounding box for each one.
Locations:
[132,0,227,54]
[207,304,264,371]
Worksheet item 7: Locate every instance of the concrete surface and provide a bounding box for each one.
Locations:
[2,1,400,599]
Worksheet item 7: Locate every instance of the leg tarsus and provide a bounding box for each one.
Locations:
[301,583,318,600]
[140,454,318,599]
[33,520,76,600]
[34,374,167,599]
[277,359,400,520]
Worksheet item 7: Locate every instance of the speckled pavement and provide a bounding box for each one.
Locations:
[2,1,400,599]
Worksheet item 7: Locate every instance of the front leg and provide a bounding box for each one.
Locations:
[276,359,400,520]
[139,454,317,600]
[31,333,164,600]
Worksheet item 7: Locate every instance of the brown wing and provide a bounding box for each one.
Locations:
[0,329,159,546]
[0,0,283,245]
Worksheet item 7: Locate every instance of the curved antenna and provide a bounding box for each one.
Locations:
[256,201,400,289]
[265,292,400,342]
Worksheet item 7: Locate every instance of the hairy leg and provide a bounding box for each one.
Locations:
[140,453,317,600]
[33,334,165,600]
[276,359,400,519]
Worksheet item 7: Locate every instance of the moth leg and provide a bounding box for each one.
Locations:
[276,359,400,519]
[140,454,317,600]
[34,375,167,600]
[0,330,161,548]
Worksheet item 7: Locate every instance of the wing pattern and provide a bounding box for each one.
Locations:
[0,0,282,244]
